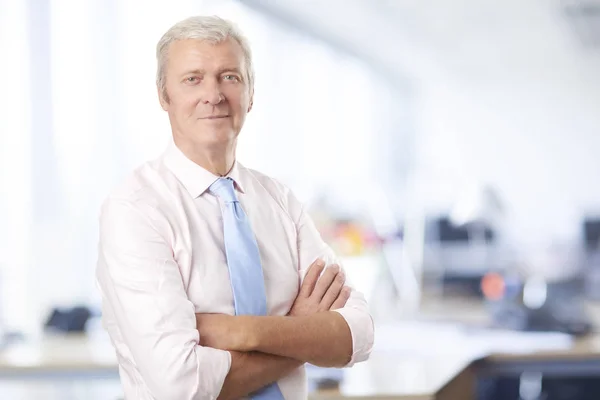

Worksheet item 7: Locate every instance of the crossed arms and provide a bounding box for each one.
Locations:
[198,259,353,400]
[96,198,374,400]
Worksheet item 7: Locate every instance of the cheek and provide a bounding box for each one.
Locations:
[177,98,201,117]
[169,88,199,112]
[223,87,249,110]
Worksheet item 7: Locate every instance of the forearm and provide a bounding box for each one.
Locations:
[247,311,352,368]
[218,351,301,400]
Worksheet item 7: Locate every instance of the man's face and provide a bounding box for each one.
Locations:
[159,38,252,150]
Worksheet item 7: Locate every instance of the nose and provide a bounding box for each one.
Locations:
[200,79,223,105]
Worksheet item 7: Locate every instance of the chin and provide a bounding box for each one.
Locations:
[199,130,236,148]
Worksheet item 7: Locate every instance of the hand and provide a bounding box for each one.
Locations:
[195,314,253,351]
[288,258,351,317]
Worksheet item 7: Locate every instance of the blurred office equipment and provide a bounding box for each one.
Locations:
[421,215,500,297]
[0,270,3,342]
[583,217,600,299]
[453,206,593,336]
[583,219,600,251]
[418,185,507,297]
[44,306,92,333]
[484,274,592,336]
[480,236,592,336]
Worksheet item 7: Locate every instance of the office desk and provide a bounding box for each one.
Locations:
[0,330,518,400]
[0,334,476,400]
[0,333,117,378]
[2,301,600,400]
[477,333,600,381]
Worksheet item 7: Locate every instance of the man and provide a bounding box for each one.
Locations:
[96,15,374,400]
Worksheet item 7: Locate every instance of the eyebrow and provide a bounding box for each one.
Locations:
[218,67,243,76]
[180,67,243,77]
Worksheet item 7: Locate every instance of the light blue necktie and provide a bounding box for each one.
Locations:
[210,177,284,399]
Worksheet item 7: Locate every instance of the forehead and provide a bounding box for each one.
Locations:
[166,38,245,73]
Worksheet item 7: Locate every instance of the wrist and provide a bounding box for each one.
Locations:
[241,315,261,351]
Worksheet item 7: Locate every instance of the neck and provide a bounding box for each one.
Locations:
[174,139,237,176]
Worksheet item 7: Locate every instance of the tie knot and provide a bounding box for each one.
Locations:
[209,177,238,203]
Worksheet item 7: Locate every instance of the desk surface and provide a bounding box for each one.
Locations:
[0,334,475,400]
[2,300,600,400]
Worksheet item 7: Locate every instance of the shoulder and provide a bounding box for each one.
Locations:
[242,166,292,199]
[104,160,158,206]
[100,156,175,227]
[239,164,305,222]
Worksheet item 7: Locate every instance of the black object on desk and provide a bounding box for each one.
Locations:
[583,219,600,251]
[423,216,497,297]
[44,306,91,333]
[486,278,592,336]
[583,218,600,300]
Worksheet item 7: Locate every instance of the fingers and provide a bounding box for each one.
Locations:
[311,264,340,301]
[330,286,351,310]
[320,268,345,310]
[298,258,325,298]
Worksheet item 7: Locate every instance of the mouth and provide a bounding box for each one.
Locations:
[200,115,229,120]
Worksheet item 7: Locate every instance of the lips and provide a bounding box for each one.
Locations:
[200,115,229,119]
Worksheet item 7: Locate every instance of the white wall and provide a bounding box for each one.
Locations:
[267,0,600,248]
[377,1,600,248]
[0,0,34,333]
[411,58,600,247]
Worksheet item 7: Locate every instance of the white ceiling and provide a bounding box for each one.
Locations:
[242,0,600,86]
[239,1,600,243]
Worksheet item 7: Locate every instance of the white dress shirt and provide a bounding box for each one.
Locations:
[96,142,374,400]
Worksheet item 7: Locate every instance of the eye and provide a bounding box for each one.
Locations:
[223,75,240,82]
[185,76,200,84]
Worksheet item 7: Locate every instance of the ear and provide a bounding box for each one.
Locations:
[157,86,169,111]
[247,91,254,113]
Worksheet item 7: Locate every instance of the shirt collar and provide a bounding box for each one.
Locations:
[163,142,246,198]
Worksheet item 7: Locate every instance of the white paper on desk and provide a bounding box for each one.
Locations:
[375,321,573,357]
[374,322,490,359]
[465,329,574,354]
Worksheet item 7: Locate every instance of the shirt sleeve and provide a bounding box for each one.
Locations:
[96,198,231,400]
[285,189,375,367]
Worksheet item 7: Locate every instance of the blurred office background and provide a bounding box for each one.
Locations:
[1,0,600,399]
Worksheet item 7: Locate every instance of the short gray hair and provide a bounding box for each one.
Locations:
[156,15,254,101]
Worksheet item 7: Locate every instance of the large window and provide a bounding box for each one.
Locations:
[0,0,401,332]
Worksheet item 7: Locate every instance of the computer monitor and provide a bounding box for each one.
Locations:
[583,218,600,251]
[435,216,495,244]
